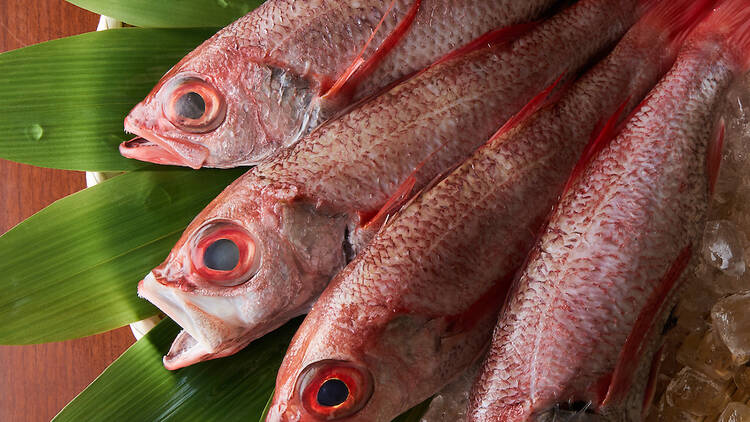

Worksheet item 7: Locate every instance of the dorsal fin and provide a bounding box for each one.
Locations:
[632,0,716,57]
[690,0,750,71]
[431,21,538,68]
[321,0,422,102]
[707,118,725,195]
[561,97,630,195]
[600,245,693,407]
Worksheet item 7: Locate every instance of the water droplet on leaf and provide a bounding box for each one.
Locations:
[25,124,43,141]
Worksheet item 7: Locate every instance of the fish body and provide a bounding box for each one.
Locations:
[466,3,750,420]
[264,0,708,419]
[121,0,558,168]
[137,0,650,370]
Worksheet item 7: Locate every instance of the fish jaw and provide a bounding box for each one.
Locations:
[137,177,349,369]
[138,272,247,369]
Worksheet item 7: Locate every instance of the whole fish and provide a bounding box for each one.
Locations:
[137,0,650,370]
[265,0,711,420]
[466,2,748,420]
[120,0,559,168]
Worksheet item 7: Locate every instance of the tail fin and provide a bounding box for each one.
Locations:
[691,0,750,70]
[634,0,716,56]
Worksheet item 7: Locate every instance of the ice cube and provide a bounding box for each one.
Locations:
[718,402,750,422]
[702,220,746,277]
[712,293,750,365]
[677,329,737,381]
[656,394,703,422]
[734,365,750,395]
[665,367,732,416]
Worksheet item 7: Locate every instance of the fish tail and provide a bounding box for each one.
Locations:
[693,0,750,70]
[633,0,716,56]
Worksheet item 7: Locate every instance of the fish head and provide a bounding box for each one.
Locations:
[267,296,461,421]
[123,42,317,168]
[138,176,347,369]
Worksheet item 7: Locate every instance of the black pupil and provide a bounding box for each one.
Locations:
[203,238,239,271]
[317,379,349,407]
[175,91,206,119]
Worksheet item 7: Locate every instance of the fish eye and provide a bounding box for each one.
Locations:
[317,379,349,407]
[175,91,206,120]
[190,221,260,286]
[203,238,239,271]
[164,76,226,134]
[297,360,373,419]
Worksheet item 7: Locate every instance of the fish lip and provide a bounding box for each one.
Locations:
[138,273,228,369]
[120,124,209,169]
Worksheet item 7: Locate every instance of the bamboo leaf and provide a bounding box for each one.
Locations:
[0,166,246,344]
[55,316,429,422]
[0,28,216,171]
[54,317,297,421]
[66,0,260,28]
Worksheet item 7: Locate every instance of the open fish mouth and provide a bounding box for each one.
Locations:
[119,131,210,169]
[138,272,238,369]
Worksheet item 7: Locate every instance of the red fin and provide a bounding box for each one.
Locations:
[361,175,416,230]
[432,22,538,68]
[561,98,631,195]
[707,118,725,195]
[692,0,750,70]
[641,345,664,417]
[633,0,716,55]
[321,0,422,102]
[482,73,569,151]
[601,245,693,407]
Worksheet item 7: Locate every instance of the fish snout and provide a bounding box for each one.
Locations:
[138,272,243,369]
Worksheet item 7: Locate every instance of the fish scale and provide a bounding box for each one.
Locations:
[137,0,651,373]
[266,0,705,419]
[122,0,557,168]
[467,2,750,420]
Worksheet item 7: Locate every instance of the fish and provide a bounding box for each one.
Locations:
[465,1,749,420]
[264,0,713,419]
[120,0,559,168]
[137,0,653,370]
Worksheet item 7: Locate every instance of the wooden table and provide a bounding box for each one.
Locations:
[0,1,136,421]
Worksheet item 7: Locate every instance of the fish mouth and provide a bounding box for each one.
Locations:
[138,272,240,369]
[120,126,210,169]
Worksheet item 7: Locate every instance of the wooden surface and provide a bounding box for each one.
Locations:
[0,1,136,421]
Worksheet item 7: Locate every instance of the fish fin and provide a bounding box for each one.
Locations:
[633,0,716,57]
[561,97,631,195]
[360,174,417,231]
[431,22,538,68]
[707,118,726,195]
[321,0,422,103]
[600,245,693,407]
[641,344,665,417]
[692,0,750,71]
[482,73,569,151]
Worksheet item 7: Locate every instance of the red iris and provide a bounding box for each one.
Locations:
[297,360,374,419]
[190,221,260,287]
[164,76,226,133]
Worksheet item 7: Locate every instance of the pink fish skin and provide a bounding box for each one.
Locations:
[466,2,750,421]
[137,0,653,370]
[263,0,708,420]
[121,0,559,168]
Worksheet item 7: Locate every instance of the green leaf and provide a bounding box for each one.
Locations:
[55,316,430,422]
[0,166,246,344]
[54,317,298,421]
[67,0,260,28]
[0,28,217,171]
